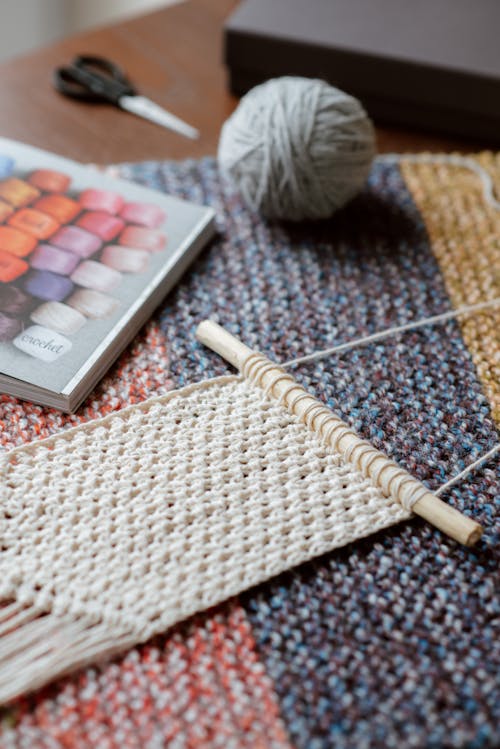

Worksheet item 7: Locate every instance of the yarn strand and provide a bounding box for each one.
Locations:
[283,298,500,367]
[436,444,500,497]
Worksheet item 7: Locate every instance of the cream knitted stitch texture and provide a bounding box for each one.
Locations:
[0,375,410,702]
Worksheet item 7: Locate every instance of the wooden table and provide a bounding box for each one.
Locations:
[0,0,495,164]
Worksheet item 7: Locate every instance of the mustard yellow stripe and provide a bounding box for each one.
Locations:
[401,154,500,425]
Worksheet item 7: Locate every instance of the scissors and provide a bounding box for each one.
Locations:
[53,55,199,140]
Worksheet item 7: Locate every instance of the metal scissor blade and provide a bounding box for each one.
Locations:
[119,95,199,140]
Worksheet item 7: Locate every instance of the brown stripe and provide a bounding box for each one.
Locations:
[401,154,500,426]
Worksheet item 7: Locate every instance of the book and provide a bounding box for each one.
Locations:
[0,137,216,412]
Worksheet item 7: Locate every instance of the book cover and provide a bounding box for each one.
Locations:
[0,137,215,411]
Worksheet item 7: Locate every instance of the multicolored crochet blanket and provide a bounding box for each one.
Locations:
[1,155,499,748]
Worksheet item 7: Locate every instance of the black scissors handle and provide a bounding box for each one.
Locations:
[53,55,136,105]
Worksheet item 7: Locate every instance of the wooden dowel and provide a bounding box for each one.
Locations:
[196,320,483,547]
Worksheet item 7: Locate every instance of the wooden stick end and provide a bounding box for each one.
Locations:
[196,320,254,371]
[413,493,483,546]
[463,523,483,547]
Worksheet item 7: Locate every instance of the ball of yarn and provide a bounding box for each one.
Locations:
[218,77,376,221]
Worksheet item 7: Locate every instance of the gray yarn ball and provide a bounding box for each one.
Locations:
[218,77,376,221]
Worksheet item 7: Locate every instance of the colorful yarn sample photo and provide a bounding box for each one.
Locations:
[0,159,168,360]
[0,152,498,748]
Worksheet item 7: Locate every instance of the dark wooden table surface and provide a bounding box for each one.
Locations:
[0,0,495,165]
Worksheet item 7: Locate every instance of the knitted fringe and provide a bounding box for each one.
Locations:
[0,601,135,703]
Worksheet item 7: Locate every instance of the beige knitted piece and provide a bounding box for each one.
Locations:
[0,375,409,703]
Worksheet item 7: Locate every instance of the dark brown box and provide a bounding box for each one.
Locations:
[224,0,500,140]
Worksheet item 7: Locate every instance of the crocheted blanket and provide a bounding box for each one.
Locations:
[1,155,499,748]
